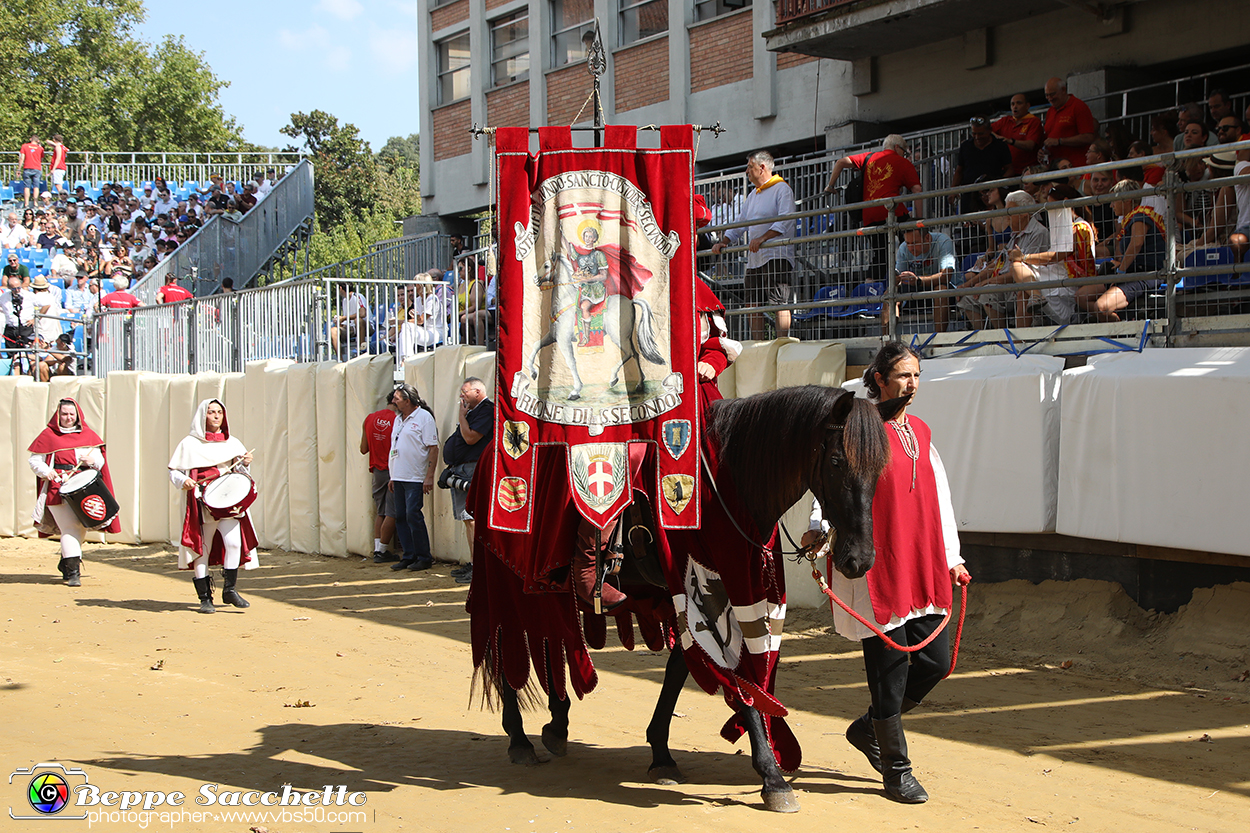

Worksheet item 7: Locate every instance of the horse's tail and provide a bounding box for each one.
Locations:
[469,643,547,714]
[630,297,666,365]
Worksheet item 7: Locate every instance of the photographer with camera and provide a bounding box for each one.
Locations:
[2,271,36,373]
[440,377,494,584]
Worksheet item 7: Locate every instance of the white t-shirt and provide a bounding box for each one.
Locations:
[30,288,64,342]
[389,407,439,483]
[1234,161,1250,231]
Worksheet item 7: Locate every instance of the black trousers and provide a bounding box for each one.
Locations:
[860,613,950,718]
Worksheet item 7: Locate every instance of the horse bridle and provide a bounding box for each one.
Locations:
[697,438,834,562]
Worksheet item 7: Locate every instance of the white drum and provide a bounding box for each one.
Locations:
[200,472,257,520]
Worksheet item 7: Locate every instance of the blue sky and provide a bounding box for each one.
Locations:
[135,0,420,152]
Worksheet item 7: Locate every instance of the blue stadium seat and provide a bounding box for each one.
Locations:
[182,181,199,192]
[960,252,986,274]
[1179,247,1236,290]
[851,281,885,316]
[794,286,843,321]
[11,180,24,194]
[100,279,115,294]
[0,185,13,202]
[73,180,91,190]
[48,277,65,290]
[31,250,48,267]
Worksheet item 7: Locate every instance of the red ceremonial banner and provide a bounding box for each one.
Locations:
[489,125,699,533]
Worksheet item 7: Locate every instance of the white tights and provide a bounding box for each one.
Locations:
[47,503,86,561]
[190,516,244,578]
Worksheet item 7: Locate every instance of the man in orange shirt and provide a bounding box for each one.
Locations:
[19,135,44,210]
[992,93,1044,174]
[1042,78,1098,168]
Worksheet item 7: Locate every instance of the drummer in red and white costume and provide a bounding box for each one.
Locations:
[168,399,257,614]
[804,342,971,805]
[28,398,119,587]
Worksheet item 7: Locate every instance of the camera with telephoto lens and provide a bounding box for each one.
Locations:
[438,467,471,492]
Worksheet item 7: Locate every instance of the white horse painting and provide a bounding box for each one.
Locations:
[527,254,665,401]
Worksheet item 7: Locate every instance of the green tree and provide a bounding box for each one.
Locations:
[281,110,377,231]
[0,0,240,151]
[377,133,420,175]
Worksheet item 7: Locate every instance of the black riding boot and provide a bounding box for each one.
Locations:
[193,575,216,614]
[220,568,250,608]
[846,708,881,773]
[873,714,929,804]
[62,556,81,587]
[847,697,920,774]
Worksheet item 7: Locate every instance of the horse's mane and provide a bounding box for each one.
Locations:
[708,386,889,528]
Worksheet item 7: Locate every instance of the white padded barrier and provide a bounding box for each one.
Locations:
[315,362,348,555]
[1057,348,1250,558]
[162,375,199,543]
[103,372,141,543]
[259,361,295,551]
[286,363,321,555]
[1,378,33,537]
[732,338,798,396]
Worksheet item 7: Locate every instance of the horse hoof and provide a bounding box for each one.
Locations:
[648,765,686,785]
[541,726,568,757]
[508,745,544,766]
[762,789,800,813]
[567,393,581,401]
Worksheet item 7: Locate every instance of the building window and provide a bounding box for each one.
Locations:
[437,32,471,105]
[618,0,667,45]
[491,12,529,87]
[694,0,750,22]
[550,0,595,67]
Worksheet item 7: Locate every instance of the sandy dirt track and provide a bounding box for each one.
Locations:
[3,536,1249,833]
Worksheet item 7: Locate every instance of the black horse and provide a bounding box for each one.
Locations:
[474,385,903,813]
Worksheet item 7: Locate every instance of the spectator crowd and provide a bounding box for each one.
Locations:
[2,141,290,377]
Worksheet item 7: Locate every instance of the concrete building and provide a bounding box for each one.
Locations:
[416,0,1250,228]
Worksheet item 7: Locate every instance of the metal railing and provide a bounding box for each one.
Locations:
[90,234,465,376]
[0,151,305,196]
[696,141,1250,349]
[129,161,316,303]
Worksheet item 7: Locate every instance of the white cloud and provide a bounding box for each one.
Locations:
[318,0,364,21]
[368,26,417,74]
[278,24,353,70]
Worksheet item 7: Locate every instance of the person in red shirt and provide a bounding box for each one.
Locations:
[48,135,69,198]
[1042,77,1098,168]
[360,399,399,562]
[98,276,142,309]
[992,93,1044,174]
[19,134,45,209]
[825,134,923,283]
[156,273,193,304]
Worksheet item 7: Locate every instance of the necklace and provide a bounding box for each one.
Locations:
[889,416,919,491]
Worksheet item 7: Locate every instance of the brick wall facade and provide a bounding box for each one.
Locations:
[547,64,594,126]
[485,0,512,9]
[689,10,753,93]
[486,81,530,130]
[777,52,818,71]
[613,37,670,113]
[431,0,469,32]
[433,100,473,161]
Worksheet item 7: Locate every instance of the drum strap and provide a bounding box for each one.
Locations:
[54,463,76,470]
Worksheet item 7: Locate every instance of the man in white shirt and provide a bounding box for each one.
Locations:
[387,384,439,572]
[153,190,178,218]
[254,171,274,199]
[29,274,64,345]
[1,212,31,248]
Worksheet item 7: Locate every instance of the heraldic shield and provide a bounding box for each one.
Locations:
[489,125,700,533]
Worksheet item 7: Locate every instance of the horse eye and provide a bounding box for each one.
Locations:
[829,456,842,468]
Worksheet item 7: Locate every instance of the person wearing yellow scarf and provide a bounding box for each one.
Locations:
[710,151,797,340]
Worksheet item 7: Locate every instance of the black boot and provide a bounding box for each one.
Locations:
[873,714,929,804]
[57,557,67,579]
[220,568,250,608]
[193,575,216,614]
[62,556,81,587]
[848,699,920,774]
[846,709,881,773]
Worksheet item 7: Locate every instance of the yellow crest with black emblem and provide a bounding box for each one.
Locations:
[661,473,695,515]
[502,420,531,459]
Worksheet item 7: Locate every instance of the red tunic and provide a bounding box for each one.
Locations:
[866,417,952,625]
